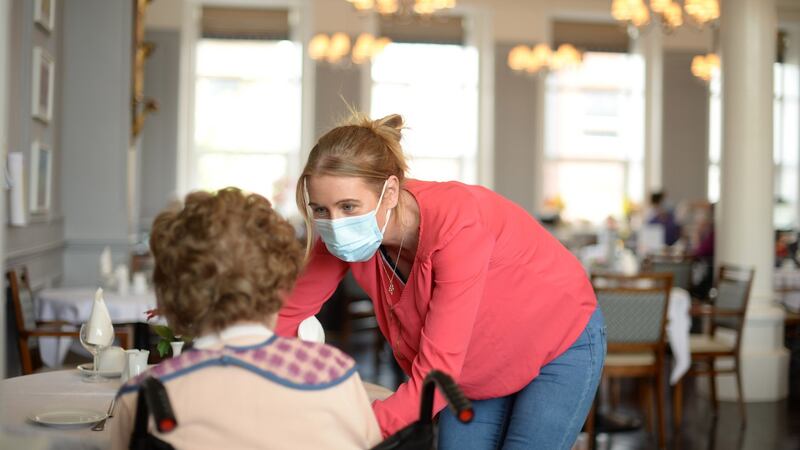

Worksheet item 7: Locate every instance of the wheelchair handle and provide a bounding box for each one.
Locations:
[142,377,178,433]
[419,370,474,426]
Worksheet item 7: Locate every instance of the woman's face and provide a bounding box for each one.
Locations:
[306,175,399,226]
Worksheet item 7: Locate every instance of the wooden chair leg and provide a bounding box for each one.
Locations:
[638,378,654,433]
[20,339,34,375]
[585,393,597,450]
[735,359,747,427]
[611,377,621,410]
[655,372,667,449]
[708,357,719,417]
[673,378,684,431]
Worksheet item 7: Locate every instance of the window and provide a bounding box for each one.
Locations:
[370,42,479,184]
[708,62,800,229]
[774,62,799,229]
[544,52,646,223]
[193,38,301,214]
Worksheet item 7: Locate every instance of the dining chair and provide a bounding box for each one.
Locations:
[7,267,133,375]
[672,264,754,429]
[590,272,673,450]
[643,252,694,292]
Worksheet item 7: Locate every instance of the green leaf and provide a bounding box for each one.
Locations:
[157,339,171,358]
[152,325,175,341]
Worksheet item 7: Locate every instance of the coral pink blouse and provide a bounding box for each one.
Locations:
[277,179,597,437]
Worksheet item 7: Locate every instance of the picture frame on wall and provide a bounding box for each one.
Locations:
[29,141,53,215]
[34,0,55,33]
[31,47,54,123]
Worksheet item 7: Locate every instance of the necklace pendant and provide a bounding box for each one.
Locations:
[388,283,394,294]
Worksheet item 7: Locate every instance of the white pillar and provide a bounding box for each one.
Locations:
[637,29,663,194]
[716,0,789,401]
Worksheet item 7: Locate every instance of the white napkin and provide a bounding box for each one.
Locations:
[298,316,325,343]
[115,265,130,296]
[616,249,639,276]
[86,288,115,346]
[100,246,113,278]
[667,287,691,385]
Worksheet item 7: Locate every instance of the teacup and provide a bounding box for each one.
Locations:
[98,346,126,372]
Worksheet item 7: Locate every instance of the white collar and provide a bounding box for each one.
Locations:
[193,323,274,349]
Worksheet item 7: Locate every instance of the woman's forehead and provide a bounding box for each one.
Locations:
[306,175,376,203]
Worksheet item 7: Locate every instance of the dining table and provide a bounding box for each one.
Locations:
[0,369,394,450]
[36,287,158,368]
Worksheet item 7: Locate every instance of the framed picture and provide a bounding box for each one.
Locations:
[34,0,55,33]
[29,141,53,214]
[31,47,54,123]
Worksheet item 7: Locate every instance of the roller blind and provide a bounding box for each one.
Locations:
[201,7,289,40]
[378,15,464,45]
[553,21,630,53]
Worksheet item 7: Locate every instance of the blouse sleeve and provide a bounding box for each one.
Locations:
[371,222,494,437]
[276,239,349,337]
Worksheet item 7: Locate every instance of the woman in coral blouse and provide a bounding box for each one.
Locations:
[277,113,606,450]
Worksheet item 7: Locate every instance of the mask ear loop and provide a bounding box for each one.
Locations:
[303,177,314,218]
[377,180,393,235]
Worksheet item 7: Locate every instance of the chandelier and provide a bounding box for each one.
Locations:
[691,53,719,81]
[346,0,456,15]
[611,0,718,34]
[507,44,582,74]
[309,32,392,65]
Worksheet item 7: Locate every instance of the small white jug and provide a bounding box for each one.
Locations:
[121,349,150,383]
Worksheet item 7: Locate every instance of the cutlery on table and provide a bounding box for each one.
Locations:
[91,397,116,431]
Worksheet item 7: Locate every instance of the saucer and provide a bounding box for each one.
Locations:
[77,363,122,378]
[29,408,107,427]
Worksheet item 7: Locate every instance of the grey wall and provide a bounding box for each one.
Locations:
[493,43,538,215]
[61,0,133,285]
[139,30,181,228]
[314,64,362,138]
[661,50,709,204]
[5,0,66,291]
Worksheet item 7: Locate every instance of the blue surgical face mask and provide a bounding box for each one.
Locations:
[307,180,392,262]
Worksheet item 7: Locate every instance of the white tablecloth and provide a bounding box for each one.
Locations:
[0,370,390,450]
[667,287,691,385]
[0,370,118,449]
[37,288,157,368]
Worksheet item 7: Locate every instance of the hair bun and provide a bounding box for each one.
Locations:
[374,114,404,132]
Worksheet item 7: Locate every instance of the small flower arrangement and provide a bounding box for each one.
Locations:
[146,309,191,357]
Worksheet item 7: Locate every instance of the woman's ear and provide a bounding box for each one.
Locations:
[386,175,401,209]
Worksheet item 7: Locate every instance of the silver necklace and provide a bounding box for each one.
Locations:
[386,231,406,295]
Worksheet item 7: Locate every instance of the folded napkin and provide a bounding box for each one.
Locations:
[86,288,115,346]
[100,246,113,278]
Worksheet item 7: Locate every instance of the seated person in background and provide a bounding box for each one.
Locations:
[112,188,381,450]
[690,203,715,299]
[646,191,681,246]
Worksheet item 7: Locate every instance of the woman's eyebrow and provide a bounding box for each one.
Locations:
[307,199,361,207]
[336,199,361,205]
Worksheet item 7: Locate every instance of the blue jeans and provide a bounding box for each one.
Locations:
[438,308,606,450]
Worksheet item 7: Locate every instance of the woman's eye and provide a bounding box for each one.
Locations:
[342,204,355,212]
[313,207,328,217]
